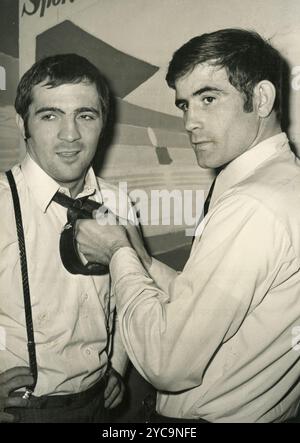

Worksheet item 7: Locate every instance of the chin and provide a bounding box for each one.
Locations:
[196,153,226,170]
[52,171,83,184]
[196,158,217,169]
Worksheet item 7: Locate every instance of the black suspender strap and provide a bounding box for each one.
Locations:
[6,170,37,398]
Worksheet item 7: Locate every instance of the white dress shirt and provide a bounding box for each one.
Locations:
[110,133,300,422]
[0,154,132,396]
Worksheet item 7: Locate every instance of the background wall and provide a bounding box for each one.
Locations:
[0,0,300,422]
[18,0,300,144]
[0,0,19,170]
[9,0,300,260]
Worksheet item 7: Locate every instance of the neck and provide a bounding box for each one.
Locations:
[250,114,282,149]
[67,178,86,198]
[56,175,86,198]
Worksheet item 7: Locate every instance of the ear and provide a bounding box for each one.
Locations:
[16,114,26,139]
[253,80,276,118]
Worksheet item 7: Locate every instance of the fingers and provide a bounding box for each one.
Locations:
[5,396,30,409]
[105,385,119,408]
[3,375,34,396]
[104,373,117,401]
[106,388,124,409]
[0,395,29,410]
[0,368,32,423]
[105,381,123,409]
[0,412,16,423]
[104,371,118,406]
[0,395,29,420]
[104,371,125,409]
[0,367,33,397]
[0,367,32,384]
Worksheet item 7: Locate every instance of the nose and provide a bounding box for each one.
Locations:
[184,104,204,133]
[58,117,81,142]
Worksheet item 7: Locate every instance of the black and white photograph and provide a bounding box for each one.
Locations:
[0,0,300,425]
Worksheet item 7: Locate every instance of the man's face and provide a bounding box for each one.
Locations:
[18,81,103,189]
[175,63,260,169]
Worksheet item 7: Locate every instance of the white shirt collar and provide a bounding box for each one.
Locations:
[21,154,103,213]
[210,132,290,209]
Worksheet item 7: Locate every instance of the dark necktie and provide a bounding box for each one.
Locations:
[192,178,216,245]
[203,177,216,217]
[52,191,101,221]
[52,191,109,275]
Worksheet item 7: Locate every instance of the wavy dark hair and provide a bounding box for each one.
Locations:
[15,53,110,138]
[166,28,288,121]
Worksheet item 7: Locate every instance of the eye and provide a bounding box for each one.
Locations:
[41,114,56,121]
[177,103,188,112]
[202,96,216,105]
[79,114,96,121]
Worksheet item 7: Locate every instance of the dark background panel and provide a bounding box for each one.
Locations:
[0,0,19,57]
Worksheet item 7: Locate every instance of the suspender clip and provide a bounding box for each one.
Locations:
[22,389,33,400]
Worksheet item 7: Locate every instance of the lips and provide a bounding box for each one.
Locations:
[57,151,80,157]
[56,150,81,162]
[192,141,212,149]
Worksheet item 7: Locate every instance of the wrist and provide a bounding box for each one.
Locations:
[110,239,131,260]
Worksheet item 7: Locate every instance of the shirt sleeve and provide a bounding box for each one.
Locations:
[109,194,294,392]
[147,258,178,296]
[107,187,137,376]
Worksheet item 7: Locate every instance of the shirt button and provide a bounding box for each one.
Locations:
[37,313,47,325]
[81,293,89,304]
[86,348,91,355]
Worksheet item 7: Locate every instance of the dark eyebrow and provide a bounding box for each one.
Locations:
[35,107,64,115]
[192,86,223,97]
[175,86,224,108]
[34,107,100,116]
[76,107,100,115]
